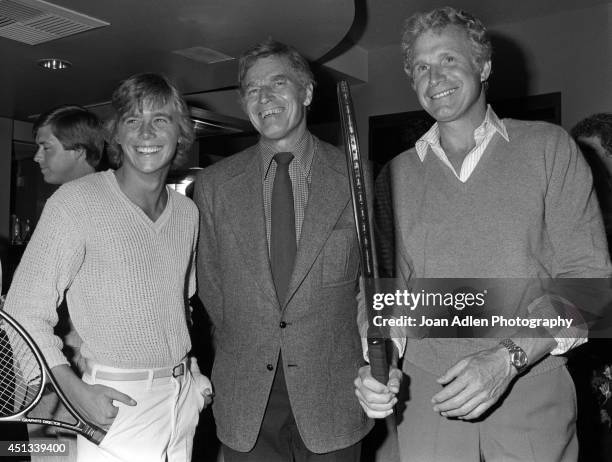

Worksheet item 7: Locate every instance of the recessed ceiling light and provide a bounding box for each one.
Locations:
[38,58,72,70]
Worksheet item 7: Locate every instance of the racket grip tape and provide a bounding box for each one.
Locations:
[88,425,108,445]
[367,338,389,385]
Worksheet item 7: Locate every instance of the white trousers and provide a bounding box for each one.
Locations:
[76,361,204,462]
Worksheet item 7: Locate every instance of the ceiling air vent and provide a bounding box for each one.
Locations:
[0,0,109,45]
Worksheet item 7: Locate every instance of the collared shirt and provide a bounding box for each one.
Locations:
[415,105,509,182]
[261,131,315,247]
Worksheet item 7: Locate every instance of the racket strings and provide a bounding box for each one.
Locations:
[0,322,43,417]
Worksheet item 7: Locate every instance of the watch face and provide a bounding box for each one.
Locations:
[511,350,528,368]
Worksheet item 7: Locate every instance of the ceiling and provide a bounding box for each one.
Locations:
[0,0,608,123]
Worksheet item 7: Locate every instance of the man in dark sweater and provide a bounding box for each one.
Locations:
[354,7,611,461]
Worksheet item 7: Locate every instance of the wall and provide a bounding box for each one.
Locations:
[0,117,13,242]
[352,3,612,158]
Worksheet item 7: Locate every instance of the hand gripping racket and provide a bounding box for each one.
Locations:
[0,309,106,444]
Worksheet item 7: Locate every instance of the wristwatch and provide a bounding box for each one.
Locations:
[499,339,528,373]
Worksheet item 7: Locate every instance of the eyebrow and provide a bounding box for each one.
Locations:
[246,73,289,87]
[121,110,175,120]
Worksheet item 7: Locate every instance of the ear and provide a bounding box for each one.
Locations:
[302,83,313,107]
[72,146,87,160]
[480,60,491,83]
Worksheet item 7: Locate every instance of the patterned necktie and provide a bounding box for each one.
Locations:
[270,152,296,304]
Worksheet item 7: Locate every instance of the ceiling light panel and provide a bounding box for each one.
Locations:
[173,46,234,64]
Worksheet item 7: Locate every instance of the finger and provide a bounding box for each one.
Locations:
[194,374,214,396]
[356,397,396,419]
[358,366,389,393]
[357,398,397,413]
[108,404,120,417]
[439,392,485,418]
[458,400,493,420]
[354,385,396,406]
[103,386,137,406]
[432,376,468,404]
[387,367,402,393]
[437,360,467,385]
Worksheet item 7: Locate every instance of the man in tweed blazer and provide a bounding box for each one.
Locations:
[194,39,372,461]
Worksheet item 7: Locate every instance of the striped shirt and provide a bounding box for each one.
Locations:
[415,105,509,182]
[260,131,315,247]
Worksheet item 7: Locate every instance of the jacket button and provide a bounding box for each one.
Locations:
[266,364,274,371]
[279,321,287,328]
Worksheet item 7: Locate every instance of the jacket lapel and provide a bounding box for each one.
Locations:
[220,150,278,305]
[284,141,350,308]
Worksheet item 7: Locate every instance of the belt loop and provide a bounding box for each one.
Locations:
[89,362,99,381]
[146,369,154,391]
[172,363,185,378]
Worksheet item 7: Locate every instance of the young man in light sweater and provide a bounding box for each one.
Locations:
[354,7,611,461]
[4,73,212,462]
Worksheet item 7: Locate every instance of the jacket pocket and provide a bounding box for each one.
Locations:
[322,228,359,287]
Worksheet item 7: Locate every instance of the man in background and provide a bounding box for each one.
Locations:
[572,113,612,239]
[194,39,371,461]
[355,7,611,461]
[34,105,108,185]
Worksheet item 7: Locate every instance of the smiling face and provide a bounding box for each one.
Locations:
[410,25,490,129]
[242,55,313,150]
[115,102,180,176]
[34,124,82,184]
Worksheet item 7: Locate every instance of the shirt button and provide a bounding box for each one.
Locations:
[266,364,274,371]
[279,321,287,328]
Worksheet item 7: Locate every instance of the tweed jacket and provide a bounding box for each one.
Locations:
[193,136,372,453]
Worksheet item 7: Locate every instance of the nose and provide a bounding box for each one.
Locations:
[429,65,445,86]
[139,119,155,138]
[258,85,272,104]
[33,146,44,164]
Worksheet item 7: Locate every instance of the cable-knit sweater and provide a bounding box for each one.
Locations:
[4,170,198,369]
[390,120,612,376]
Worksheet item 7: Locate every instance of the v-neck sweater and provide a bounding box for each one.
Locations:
[4,170,199,369]
[390,119,611,375]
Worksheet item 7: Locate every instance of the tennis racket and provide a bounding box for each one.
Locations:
[0,309,106,444]
[337,80,390,384]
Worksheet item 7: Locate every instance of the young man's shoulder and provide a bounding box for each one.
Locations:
[169,187,198,219]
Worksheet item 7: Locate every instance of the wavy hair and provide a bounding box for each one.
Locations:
[401,7,492,80]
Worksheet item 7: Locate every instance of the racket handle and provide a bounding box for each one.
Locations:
[367,338,389,385]
[87,425,107,445]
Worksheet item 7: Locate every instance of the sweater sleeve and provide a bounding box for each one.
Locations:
[188,210,199,299]
[541,127,612,351]
[544,127,611,277]
[3,198,85,368]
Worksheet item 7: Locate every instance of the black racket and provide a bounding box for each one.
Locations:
[0,309,106,444]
